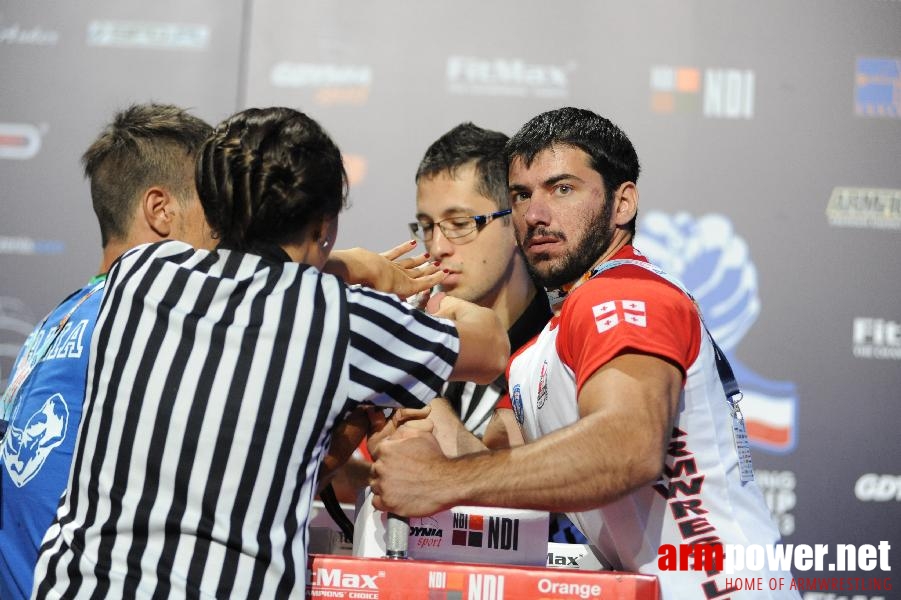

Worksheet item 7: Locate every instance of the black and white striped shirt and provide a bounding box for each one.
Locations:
[441,289,550,437]
[33,241,458,599]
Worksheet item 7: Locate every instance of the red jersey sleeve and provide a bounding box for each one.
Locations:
[556,266,702,394]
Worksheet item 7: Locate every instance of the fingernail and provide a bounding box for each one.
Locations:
[443,269,449,273]
[410,240,417,245]
[433,260,441,266]
[424,253,430,259]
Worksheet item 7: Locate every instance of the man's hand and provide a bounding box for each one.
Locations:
[370,425,456,517]
[366,405,431,458]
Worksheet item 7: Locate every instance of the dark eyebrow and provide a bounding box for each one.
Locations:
[544,173,584,187]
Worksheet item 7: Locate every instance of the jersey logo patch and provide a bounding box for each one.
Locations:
[2,393,69,487]
[537,361,549,409]
[511,384,524,424]
[592,300,647,332]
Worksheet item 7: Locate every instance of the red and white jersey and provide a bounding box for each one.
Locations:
[507,246,795,599]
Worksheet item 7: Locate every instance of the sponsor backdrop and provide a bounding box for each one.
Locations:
[2,0,899,595]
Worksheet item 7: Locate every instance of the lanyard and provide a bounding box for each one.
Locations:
[1,278,106,423]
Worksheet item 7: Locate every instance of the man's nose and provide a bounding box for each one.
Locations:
[427,227,455,258]
[523,193,552,228]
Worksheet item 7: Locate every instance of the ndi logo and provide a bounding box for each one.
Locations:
[651,66,755,119]
[853,318,901,360]
[635,212,798,453]
[446,56,571,98]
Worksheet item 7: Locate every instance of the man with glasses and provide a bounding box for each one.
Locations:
[409,122,549,447]
[372,108,793,599]
[342,122,588,547]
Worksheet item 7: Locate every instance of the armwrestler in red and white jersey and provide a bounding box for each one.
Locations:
[371,107,796,600]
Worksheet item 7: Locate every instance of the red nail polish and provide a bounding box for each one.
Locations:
[424,253,430,259]
[433,261,441,266]
[443,269,449,273]
[410,240,417,245]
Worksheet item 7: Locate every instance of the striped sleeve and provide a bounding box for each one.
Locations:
[345,286,458,408]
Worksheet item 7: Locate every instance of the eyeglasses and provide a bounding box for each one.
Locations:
[409,208,512,245]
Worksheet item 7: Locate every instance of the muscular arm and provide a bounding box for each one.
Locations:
[371,352,682,516]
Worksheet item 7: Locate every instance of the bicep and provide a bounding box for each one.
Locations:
[577,352,683,478]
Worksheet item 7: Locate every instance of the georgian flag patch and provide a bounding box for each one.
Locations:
[592,300,647,332]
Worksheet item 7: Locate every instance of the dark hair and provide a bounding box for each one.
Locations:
[415,122,510,210]
[196,107,347,252]
[505,107,640,232]
[82,103,212,246]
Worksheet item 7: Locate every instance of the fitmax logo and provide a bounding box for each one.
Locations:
[308,567,383,589]
[447,56,570,98]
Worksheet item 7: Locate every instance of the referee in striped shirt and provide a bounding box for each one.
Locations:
[32,107,509,599]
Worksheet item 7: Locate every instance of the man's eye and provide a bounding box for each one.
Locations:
[419,223,434,233]
[512,192,530,203]
[557,184,572,195]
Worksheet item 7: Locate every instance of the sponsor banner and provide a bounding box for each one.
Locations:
[0,21,59,46]
[269,62,372,106]
[855,474,901,502]
[0,123,43,160]
[0,235,65,255]
[354,493,549,567]
[756,470,797,537]
[650,66,755,119]
[852,318,901,360]
[308,554,660,599]
[86,20,210,50]
[855,57,901,118]
[826,187,901,230]
[446,55,572,98]
[635,211,799,453]
[546,543,605,571]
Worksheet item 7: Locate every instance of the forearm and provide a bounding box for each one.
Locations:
[437,298,509,384]
[441,410,661,513]
[322,248,372,286]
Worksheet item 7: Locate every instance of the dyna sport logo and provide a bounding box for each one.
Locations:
[635,212,799,453]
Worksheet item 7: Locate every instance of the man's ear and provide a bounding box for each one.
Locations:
[141,187,175,238]
[613,182,638,227]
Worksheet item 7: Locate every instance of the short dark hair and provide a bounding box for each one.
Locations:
[416,122,510,210]
[505,107,640,232]
[82,103,212,246]
[196,107,347,252]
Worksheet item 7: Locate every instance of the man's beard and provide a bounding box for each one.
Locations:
[518,200,614,290]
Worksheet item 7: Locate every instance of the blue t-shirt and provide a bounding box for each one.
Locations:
[0,276,105,600]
